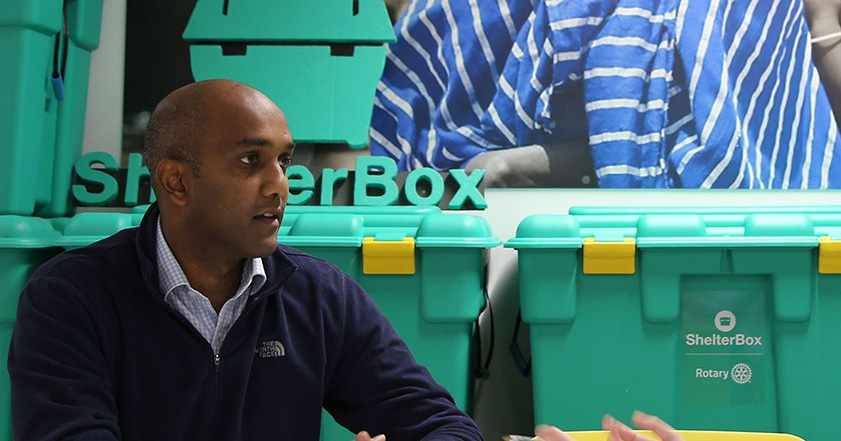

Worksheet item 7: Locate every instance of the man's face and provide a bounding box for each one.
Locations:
[185,90,294,260]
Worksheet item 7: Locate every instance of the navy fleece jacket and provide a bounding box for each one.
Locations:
[8,204,483,440]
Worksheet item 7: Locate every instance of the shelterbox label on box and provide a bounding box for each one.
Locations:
[70,153,486,210]
[681,290,766,406]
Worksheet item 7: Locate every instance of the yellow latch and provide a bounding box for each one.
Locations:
[362,236,416,275]
[583,237,636,275]
[819,236,841,274]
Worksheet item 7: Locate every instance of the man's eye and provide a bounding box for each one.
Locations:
[281,157,293,170]
[240,153,259,165]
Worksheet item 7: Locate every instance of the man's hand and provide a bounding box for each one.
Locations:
[804,0,841,128]
[532,411,684,441]
[464,141,594,188]
[465,145,552,188]
[353,430,385,441]
[602,411,684,441]
[804,0,841,38]
[533,424,577,441]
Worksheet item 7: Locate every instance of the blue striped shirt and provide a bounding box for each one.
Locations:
[156,218,266,355]
[372,0,841,188]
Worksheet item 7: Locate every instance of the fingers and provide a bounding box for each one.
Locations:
[530,412,683,441]
[354,431,386,441]
[602,415,654,441]
[630,411,682,441]
[534,424,577,441]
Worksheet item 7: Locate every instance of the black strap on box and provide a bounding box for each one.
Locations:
[472,266,494,380]
[509,309,531,377]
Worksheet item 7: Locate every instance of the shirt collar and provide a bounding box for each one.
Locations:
[155,217,267,301]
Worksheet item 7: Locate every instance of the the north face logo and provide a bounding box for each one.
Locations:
[256,341,286,358]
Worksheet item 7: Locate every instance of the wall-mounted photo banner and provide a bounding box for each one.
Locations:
[368,0,841,189]
[71,153,487,210]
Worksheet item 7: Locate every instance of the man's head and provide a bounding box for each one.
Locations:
[143,79,295,259]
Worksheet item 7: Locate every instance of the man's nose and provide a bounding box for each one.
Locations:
[262,161,289,199]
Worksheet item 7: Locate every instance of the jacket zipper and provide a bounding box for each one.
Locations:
[215,293,267,358]
[211,294,267,406]
[145,283,232,400]
[213,352,221,413]
[142,264,282,405]
[144,275,268,374]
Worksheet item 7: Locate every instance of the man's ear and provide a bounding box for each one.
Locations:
[155,159,192,206]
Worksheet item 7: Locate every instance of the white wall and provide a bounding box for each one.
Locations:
[472,188,841,439]
[82,0,126,159]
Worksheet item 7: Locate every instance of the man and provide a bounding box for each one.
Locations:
[8,79,483,440]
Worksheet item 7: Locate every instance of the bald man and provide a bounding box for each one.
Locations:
[8,80,483,441]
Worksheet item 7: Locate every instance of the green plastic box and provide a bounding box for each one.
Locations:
[506,208,841,441]
[35,0,103,218]
[565,205,841,240]
[183,0,396,148]
[55,212,136,250]
[279,206,499,441]
[0,0,103,217]
[0,0,62,215]
[0,216,61,440]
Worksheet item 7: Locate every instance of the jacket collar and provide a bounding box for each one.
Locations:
[135,203,298,301]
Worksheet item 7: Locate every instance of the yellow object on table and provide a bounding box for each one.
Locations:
[504,431,804,440]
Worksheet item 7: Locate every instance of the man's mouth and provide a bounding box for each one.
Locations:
[254,212,281,225]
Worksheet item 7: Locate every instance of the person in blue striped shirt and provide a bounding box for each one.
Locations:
[372,0,841,189]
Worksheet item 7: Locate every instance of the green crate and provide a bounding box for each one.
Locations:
[506,209,841,441]
[569,206,841,216]
[0,216,61,441]
[0,0,102,216]
[55,212,135,250]
[0,0,62,215]
[131,204,151,226]
[183,0,395,148]
[566,206,841,242]
[35,0,103,217]
[279,206,499,441]
[183,0,394,43]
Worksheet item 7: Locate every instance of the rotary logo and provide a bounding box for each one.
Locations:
[731,363,752,384]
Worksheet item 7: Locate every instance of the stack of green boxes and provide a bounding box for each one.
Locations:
[279,205,499,441]
[1,0,103,217]
[183,0,396,148]
[0,1,103,438]
[506,206,841,441]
